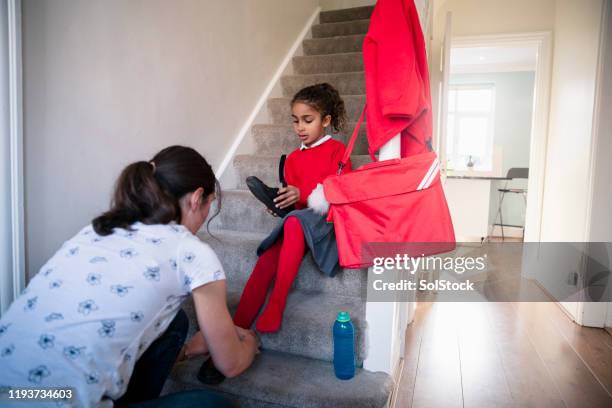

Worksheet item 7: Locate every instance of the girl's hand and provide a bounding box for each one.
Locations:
[266,208,278,217]
[274,186,300,209]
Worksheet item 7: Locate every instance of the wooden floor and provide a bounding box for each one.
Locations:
[392,240,612,407]
[393,300,612,408]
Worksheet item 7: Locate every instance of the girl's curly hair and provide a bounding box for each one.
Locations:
[290,83,347,133]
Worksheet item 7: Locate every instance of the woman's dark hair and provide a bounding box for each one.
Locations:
[291,83,347,133]
[93,145,221,236]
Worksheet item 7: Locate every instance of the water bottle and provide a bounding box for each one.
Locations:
[333,311,355,380]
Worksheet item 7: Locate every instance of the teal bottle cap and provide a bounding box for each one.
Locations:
[336,311,351,322]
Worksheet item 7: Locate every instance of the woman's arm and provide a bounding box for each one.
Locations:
[191,280,259,377]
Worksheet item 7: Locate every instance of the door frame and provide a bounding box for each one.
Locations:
[1,0,25,314]
[579,0,610,328]
[449,31,553,245]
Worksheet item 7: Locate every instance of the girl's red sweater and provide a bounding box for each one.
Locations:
[284,138,352,209]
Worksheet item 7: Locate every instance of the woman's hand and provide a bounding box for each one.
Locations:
[183,331,209,359]
[236,326,261,354]
[274,186,300,209]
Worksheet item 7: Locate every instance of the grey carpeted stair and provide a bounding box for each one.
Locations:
[293,52,363,74]
[181,290,366,363]
[311,19,370,38]
[267,96,365,124]
[319,5,375,23]
[303,34,366,55]
[201,229,366,299]
[281,72,365,96]
[166,352,392,408]
[165,5,392,407]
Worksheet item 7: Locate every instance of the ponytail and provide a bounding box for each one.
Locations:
[92,146,220,236]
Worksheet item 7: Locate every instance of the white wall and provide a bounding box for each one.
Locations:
[22,0,319,280]
[539,0,604,242]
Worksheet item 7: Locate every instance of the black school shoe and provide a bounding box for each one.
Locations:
[245,154,295,218]
[197,358,226,385]
[246,176,293,218]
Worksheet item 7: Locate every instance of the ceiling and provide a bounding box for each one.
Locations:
[450,45,538,74]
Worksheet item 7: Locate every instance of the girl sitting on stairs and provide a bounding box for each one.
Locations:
[185,83,352,377]
[234,82,353,333]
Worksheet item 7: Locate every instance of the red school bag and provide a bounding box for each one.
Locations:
[323,108,456,269]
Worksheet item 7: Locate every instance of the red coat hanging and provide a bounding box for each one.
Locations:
[363,0,432,158]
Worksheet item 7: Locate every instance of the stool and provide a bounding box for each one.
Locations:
[492,167,528,240]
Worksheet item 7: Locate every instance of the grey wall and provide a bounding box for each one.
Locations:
[450,71,534,227]
[22,0,318,280]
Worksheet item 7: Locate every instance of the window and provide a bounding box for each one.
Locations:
[446,84,496,171]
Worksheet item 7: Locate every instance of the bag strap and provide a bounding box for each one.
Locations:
[338,106,369,175]
[279,154,287,187]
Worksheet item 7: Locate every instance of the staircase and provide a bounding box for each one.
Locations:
[164,6,394,407]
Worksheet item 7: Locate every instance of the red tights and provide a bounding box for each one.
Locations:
[233,216,305,333]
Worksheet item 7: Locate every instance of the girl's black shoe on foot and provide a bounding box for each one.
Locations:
[197,358,226,385]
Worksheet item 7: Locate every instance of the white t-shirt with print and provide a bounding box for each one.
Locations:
[0,222,225,408]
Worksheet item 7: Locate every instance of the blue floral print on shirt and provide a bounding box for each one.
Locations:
[119,248,137,259]
[110,285,132,297]
[63,346,85,359]
[78,299,98,315]
[45,313,64,322]
[143,266,161,281]
[86,273,101,285]
[28,365,50,383]
[49,280,63,289]
[98,320,116,338]
[24,297,38,312]
[1,344,15,357]
[38,334,55,349]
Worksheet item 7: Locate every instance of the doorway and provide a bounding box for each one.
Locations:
[440,32,552,244]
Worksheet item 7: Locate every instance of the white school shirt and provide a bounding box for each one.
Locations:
[299,134,332,150]
[0,222,225,408]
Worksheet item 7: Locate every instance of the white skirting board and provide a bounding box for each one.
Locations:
[490,225,524,239]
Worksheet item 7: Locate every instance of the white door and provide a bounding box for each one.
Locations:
[435,11,452,180]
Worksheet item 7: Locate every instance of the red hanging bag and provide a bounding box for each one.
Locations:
[323,108,456,269]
